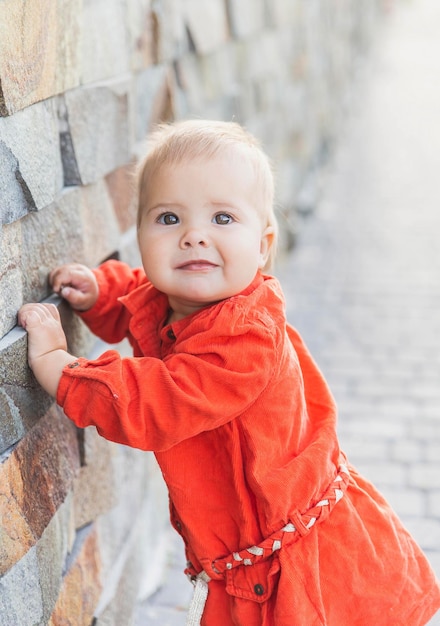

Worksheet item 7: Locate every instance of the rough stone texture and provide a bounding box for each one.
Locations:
[0,140,36,224]
[0,495,74,626]
[183,0,229,55]
[0,406,79,576]
[227,0,266,38]
[0,0,81,116]
[79,180,121,267]
[20,194,83,306]
[105,164,138,233]
[73,428,116,530]
[127,0,158,71]
[48,524,103,626]
[134,64,173,142]
[80,0,130,85]
[0,99,64,222]
[64,82,131,186]
[0,328,52,452]
[0,221,22,336]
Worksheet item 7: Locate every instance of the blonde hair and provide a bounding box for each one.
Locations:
[136,119,278,269]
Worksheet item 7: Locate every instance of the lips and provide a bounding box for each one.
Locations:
[176,260,218,270]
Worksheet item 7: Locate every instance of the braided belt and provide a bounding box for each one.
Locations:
[212,463,350,575]
[186,463,350,626]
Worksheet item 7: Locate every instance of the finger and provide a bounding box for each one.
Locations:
[50,265,76,292]
[42,302,61,322]
[18,304,45,329]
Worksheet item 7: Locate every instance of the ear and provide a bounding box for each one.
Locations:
[259,226,275,269]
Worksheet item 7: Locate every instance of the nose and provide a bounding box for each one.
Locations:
[180,226,209,249]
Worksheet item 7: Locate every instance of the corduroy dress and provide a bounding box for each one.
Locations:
[57,260,440,625]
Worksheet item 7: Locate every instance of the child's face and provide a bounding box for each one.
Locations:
[138,149,273,321]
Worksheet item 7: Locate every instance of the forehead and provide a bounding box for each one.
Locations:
[159,146,259,184]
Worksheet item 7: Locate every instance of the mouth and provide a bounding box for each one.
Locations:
[176,260,218,271]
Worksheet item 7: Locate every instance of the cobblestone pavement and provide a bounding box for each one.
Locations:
[136,1,440,623]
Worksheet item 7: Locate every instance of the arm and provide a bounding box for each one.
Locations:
[56,321,277,451]
[17,303,78,397]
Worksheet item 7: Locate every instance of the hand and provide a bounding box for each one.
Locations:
[49,263,99,311]
[18,303,77,397]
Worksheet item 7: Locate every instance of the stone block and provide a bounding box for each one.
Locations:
[95,465,169,623]
[119,227,142,269]
[0,221,22,337]
[127,0,158,70]
[197,44,238,103]
[73,428,116,529]
[64,82,131,186]
[0,302,94,454]
[0,406,79,575]
[105,163,138,233]
[36,495,76,624]
[153,0,188,63]
[134,64,173,143]
[0,141,35,224]
[19,191,84,307]
[80,0,130,85]
[238,33,284,82]
[183,0,229,55]
[96,509,161,625]
[227,0,266,39]
[0,0,81,116]
[48,523,103,625]
[174,54,206,115]
[0,495,74,626]
[2,186,119,336]
[95,447,162,580]
[0,327,52,452]
[267,0,301,28]
[0,543,45,626]
[80,180,121,267]
[0,98,63,223]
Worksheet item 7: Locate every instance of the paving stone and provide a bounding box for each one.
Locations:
[378,487,426,519]
[409,465,440,491]
[403,518,440,553]
[428,492,440,518]
[390,439,424,463]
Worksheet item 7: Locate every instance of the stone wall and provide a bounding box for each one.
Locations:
[0,1,385,623]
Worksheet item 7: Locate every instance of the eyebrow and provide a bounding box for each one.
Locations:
[145,203,184,215]
[146,201,241,214]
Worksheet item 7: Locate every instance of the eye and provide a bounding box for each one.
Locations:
[213,213,233,225]
[157,212,179,225]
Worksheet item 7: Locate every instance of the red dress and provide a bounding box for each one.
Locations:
[57,260,440,625]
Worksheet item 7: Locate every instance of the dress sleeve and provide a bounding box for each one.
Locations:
[77,259,146,343]
[56,319,278,452]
